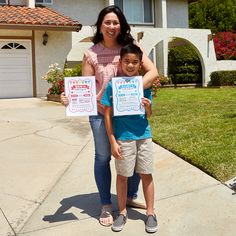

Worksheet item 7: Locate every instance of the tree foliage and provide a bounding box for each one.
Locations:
[189,0,236,33]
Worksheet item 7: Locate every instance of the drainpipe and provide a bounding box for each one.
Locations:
[107,0,114,6]
[27,0,35,8]
[161,0,168,77]
[161,0,167,28]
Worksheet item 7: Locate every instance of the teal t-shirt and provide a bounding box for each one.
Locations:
[101,81,152,141]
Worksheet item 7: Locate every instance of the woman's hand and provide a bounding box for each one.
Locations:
[60,92,69,106]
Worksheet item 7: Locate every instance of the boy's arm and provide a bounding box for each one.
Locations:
[141,97,152,118]
[104,106,122,159]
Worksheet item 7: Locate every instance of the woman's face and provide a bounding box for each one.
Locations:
[100,12,121,41]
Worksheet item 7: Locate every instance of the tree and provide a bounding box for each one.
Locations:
[189,0,236,33]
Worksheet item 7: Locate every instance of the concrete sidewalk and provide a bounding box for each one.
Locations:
[0,98,235,236]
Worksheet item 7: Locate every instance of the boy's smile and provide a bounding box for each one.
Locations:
[120,53,142,77]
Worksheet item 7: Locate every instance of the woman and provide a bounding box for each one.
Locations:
[61,5,159,227]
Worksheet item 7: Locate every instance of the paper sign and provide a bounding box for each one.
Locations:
[112,76,144,116]
[64,76,97,116]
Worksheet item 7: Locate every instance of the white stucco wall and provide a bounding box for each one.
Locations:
[217,61,236,71]
[35,31,72,97]
[131,27,219,86]
[69,26,236,86]
[154,0,163,27]
[153,0,188,28]
[167,0,188,28]
[48,0,106,25]
[67,26,94,64]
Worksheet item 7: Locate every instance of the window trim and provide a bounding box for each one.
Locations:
[0,0,7,5]
[1,42,26,50]
[116,0,154,25]
[35,0,53,5]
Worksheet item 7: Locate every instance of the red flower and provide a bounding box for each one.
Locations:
[213,32,236,60]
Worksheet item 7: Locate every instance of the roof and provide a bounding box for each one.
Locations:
[0,5,82,31]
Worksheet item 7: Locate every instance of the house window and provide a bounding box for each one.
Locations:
[1,43,26,50]
[36,0,53,5]
[0,0,7,5]
[114,0,154,24]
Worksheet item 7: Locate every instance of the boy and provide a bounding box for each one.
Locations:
[101,44,157,233]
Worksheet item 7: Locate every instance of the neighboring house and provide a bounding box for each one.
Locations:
[0,0,235,98]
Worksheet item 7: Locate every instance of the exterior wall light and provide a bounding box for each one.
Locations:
[42,32,48,45]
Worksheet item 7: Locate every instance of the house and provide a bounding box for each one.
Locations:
[0,0,235,99]
[0,0,81,98]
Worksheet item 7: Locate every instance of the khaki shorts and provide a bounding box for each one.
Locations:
[115,138,153,177]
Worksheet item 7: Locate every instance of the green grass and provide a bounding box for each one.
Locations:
[149,88,236,182]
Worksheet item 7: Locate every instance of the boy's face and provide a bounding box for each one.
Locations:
[120,53,142,77]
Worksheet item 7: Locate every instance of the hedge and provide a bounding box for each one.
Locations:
[210,71,236,86]
[168,42,202,84]
[172,74,201,84]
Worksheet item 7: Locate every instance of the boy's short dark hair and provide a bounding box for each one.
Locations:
[120,43,143,61]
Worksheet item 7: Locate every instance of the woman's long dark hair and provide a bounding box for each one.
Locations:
[92,5,134,46]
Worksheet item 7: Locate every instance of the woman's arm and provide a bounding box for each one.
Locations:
[135,42,159,89]
[82,54,95,76]
[142,51,159,89]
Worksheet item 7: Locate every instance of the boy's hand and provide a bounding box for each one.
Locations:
[141,97,151,108]
[141,97,152,118]
[111,142,123,160]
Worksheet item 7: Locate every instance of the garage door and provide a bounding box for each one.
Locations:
[0,40,33,98]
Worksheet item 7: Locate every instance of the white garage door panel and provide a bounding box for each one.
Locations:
[0,55,29,66]
[0,72,32,98]
[0,70,30,82]
[0,40,33,98]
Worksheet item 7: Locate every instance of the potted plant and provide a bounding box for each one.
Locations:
[42,63,64,102]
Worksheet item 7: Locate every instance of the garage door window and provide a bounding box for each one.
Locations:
[1,43,26,50]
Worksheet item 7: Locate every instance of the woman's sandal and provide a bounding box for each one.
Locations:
[99,205,113,227]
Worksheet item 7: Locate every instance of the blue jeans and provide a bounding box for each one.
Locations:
[89,113,140,205]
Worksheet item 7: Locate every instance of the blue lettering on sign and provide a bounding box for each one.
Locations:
[118,84,136,89]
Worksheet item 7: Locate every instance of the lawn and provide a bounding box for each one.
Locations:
[149,87,236,182]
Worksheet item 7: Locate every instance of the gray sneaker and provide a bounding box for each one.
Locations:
[145,214,158,233]
[111,214,127,232]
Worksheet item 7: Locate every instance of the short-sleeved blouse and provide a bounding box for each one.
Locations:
[84,42,122,114]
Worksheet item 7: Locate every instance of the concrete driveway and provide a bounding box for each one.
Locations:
[0,98,235,236]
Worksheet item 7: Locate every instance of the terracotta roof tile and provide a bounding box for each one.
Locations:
[0,5,82,31]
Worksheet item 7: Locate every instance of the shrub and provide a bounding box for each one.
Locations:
[168,41,202,84]
[64,63,82,77]
[42,63,64,95]
[210,71,236,86]
[159,75,172,86]
[42,63,83,95]
[176,65,200,74]
[213,32,236,60]
[173,74,201,84]
[151,76,161,97]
